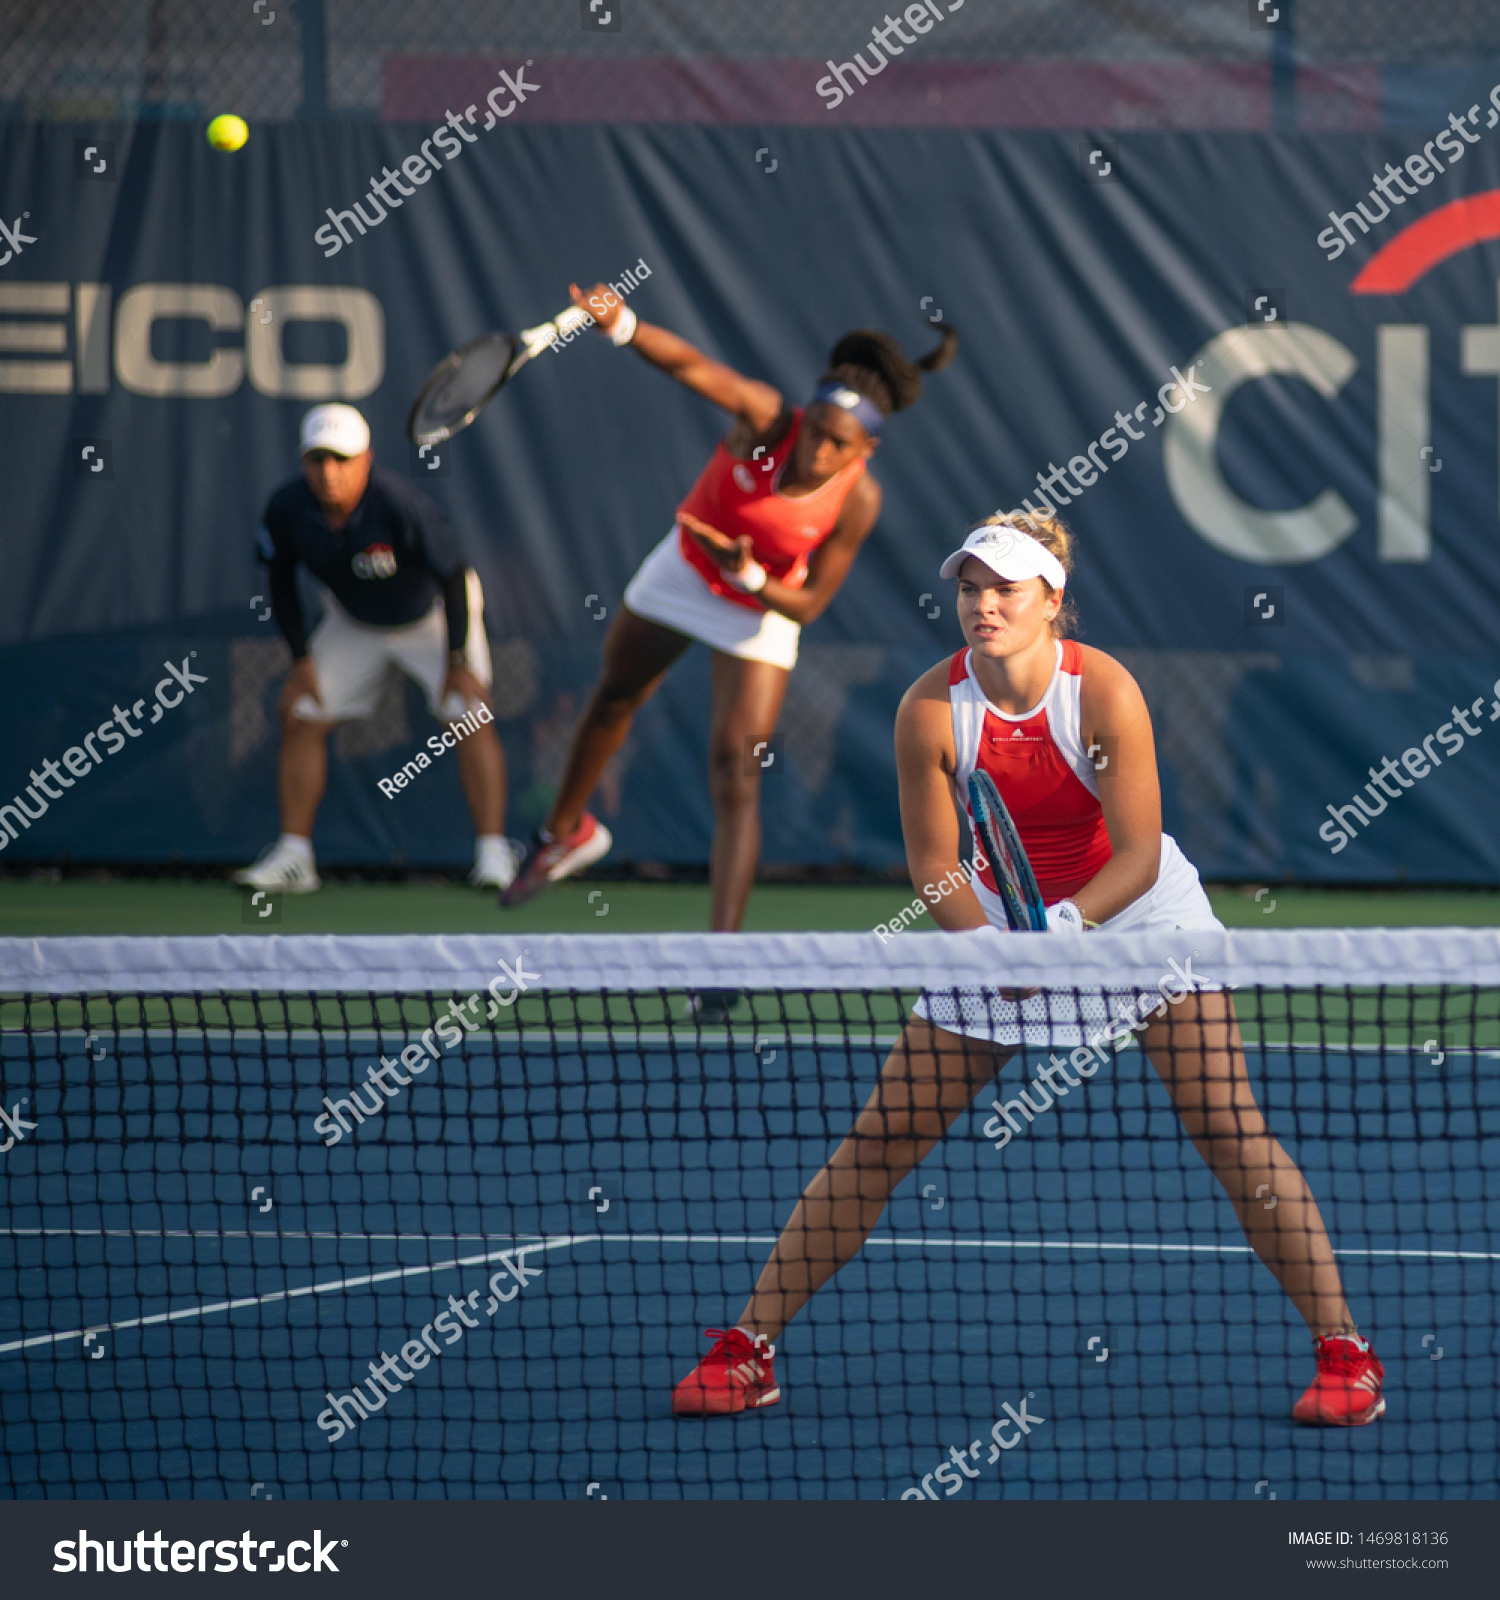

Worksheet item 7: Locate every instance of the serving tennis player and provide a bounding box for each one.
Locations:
[672,511,1385,1427]
[234,404,517,893]
[499,284,957,972]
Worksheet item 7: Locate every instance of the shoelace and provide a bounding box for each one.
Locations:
[702,1328,748,1359]
[701,1328,771,1365]
[1316,1336,1370,1375]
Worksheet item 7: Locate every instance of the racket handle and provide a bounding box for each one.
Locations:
[553,304,595,337]
[517,304,595,358]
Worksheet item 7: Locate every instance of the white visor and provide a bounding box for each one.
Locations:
[938,523,1067,590]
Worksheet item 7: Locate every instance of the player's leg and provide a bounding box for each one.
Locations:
[1142,992,1384,1424]
[704,651,790,933]
[452,700,510,887]
[437,572,513,884]
[454,723,504,834]
[673,1018,1004,1414]
[501,606,691,905]
[738,1018,1000,1336]
[548,606,691,835]
[389,571,516,886]
[1141,992,1351,1332]
[278,715,336,839]
[235,604,380,892]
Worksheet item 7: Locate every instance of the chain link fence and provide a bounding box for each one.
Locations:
[3,1,1500,124]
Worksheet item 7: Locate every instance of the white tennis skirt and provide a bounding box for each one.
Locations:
[623,527,802,670]
[915,832,1226,1049]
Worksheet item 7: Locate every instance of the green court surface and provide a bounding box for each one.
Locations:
[0,875,1497,937]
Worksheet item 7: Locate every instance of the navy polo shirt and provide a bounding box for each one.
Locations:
[256,467,463,629]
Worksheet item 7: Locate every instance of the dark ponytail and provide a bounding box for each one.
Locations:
[820,323,959,418]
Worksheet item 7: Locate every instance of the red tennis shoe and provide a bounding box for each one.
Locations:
[1292,1333,1386,1426]
[672,1328,780,1416]
[498,813,612,908]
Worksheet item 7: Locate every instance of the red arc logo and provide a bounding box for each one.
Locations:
[1351,189,1500,294]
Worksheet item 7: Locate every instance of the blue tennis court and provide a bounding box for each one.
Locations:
[2,1015,1495,1500]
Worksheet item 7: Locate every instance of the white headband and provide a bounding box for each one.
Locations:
[938,523,1067,590]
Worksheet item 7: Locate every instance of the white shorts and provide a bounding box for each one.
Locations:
[623,527,802,670]
[915,832,1225,1048]
[292,570,493,723]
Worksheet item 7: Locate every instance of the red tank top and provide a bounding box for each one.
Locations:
[949,641,1114,904]
[676,407,866,610]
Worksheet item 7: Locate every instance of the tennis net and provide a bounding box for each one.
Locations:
[1,928,1497,1500]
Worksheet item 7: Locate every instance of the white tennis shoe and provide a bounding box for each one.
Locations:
[469,838,524,891]
[232,839,322,893]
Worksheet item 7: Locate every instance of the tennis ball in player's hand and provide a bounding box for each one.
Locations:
[206,114,249,151]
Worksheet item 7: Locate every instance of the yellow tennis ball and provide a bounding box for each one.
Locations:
[206,114,249,152]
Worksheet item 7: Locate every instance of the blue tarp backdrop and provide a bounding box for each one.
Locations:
[2,121,1499,879]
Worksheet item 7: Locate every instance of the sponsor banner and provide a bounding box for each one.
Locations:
[3,123,1499,878]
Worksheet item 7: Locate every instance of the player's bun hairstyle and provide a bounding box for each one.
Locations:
[970,509,1081,639]
[821,324,959,417]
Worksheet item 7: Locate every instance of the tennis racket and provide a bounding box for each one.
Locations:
[407,304,595,447]
[967,770,1048,932]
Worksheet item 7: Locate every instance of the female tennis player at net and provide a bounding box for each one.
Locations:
[673,512,1384,1427]
[499,284,956,954]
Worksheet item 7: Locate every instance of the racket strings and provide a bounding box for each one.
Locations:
[408,335,515,443]
[968,771,1048,932]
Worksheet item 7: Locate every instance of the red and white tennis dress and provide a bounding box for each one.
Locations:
[622,407,864,670]
[921,639,1222,1045]
[952,639,1217,932]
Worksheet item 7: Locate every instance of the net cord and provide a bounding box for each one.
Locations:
[5,928,1500,995]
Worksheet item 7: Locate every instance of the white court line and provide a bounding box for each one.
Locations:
[561,1233,1500,1263]
[0,1229,547,1240]
[0,1239,549,1358]
[3,1229,1494,1359]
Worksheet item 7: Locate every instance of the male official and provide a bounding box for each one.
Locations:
[234,404,517,891]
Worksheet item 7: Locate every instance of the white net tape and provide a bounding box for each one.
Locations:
[5,927,1500,995]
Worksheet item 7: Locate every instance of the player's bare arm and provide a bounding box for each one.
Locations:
[1072,645,1162,926]
[895,664,988,933]
[569,281,782,431]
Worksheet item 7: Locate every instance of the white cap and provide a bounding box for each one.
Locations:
[299,403,370,458]
[938,522,1067,590]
